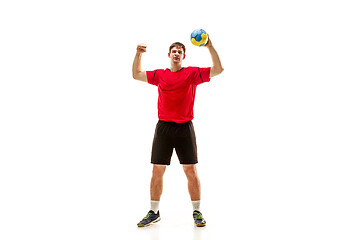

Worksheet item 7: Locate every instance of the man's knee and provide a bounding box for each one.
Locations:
[183,164,198,178]
[152,164,166,178]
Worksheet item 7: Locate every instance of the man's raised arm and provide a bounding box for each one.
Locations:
[132,44,148,82]
[206,38,224,78]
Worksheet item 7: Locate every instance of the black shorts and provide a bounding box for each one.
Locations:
[151,120,198,165]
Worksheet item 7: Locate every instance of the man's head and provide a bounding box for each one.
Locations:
[168,42,186,64]
[169,42,186,55]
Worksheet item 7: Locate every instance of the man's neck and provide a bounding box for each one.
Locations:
[170,63,183,72]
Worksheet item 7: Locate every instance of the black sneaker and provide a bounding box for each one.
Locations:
[137,210,161,227]
[193,210,206,227]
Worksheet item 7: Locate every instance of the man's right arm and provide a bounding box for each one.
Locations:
[132,44,148,82]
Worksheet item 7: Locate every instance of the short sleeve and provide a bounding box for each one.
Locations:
[192,67,211,85]
[146,70,160,86]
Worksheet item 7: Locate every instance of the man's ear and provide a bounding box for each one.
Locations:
[168,52,171,58]
[183,54,186,59]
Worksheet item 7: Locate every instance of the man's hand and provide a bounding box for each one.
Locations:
[137,44,147,54]
[205,36,213,48]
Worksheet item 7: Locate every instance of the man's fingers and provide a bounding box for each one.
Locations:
[137,44,147,52]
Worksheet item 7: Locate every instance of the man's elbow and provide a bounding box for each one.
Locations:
[215,65,224,74]
[219,67,224,74]
[132,71,141,80]
[210,66,224,77]
[132,72,138,80]
[132,71,147,82]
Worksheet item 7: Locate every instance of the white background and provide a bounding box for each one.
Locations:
[1,0,359,239]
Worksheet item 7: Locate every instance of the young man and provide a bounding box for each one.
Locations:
[132,37,223,227]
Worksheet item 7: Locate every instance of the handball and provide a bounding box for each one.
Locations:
[190,29,208,47]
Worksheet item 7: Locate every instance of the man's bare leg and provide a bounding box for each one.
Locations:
[183,164,201,201]
[151,164,167,201]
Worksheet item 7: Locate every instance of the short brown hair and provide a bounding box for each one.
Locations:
[169,42,186,54]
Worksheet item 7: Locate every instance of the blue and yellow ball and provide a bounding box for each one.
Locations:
[190,29,208,47]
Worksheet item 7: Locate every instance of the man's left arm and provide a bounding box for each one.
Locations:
[206,37,224,78]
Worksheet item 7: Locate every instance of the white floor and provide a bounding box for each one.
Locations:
[2,156,359,240]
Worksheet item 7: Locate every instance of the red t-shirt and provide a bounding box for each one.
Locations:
[146,66,211,123]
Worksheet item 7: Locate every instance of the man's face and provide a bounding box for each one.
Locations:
[168,47,185,64]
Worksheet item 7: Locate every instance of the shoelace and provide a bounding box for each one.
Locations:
[143,212,153,220]
[193,212,203,220]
